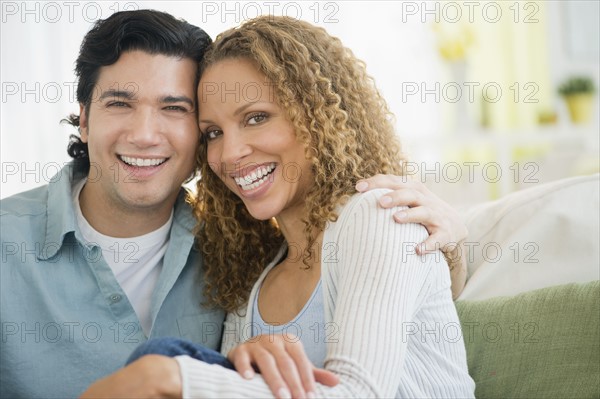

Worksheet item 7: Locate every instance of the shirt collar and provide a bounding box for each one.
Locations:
[172,188,196,233]
[40,161,196,260]
[39,161,86,260]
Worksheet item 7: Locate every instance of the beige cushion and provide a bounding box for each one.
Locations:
[458,174,600,300]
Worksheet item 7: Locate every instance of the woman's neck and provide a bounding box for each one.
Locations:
[275,211,323,270]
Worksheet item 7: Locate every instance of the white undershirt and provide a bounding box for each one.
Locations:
[72,179,172,336]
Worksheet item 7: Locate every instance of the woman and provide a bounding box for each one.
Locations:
[81,15,474,399]
[180,15,475,398]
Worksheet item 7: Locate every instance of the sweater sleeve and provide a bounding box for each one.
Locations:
[177,190,441,398]
[314,190,435,397]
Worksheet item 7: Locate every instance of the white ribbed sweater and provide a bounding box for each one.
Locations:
[177,189,475,398]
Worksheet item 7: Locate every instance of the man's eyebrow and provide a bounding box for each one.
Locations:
[97,91,194,108]
[161,95,194,107]
[98,90,136,101]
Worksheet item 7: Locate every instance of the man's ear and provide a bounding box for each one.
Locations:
[79,103,89,143]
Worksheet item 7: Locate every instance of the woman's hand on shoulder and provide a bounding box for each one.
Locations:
[228,334,339,399]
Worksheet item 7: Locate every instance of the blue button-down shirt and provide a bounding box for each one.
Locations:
[1,162,225,398]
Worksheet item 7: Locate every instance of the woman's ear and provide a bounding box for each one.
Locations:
[79,103,89,143]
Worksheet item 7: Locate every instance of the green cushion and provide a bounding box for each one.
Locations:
[456,281,600,398]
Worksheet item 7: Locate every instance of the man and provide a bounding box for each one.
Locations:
[0,9,467,398]
[0,10,221,398]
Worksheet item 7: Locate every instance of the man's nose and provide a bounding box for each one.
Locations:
[127,107,162,147]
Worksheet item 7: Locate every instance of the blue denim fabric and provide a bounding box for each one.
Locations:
[127,337,235,370]
[0,162,225,398]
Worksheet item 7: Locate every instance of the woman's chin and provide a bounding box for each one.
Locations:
[244,205,279,221]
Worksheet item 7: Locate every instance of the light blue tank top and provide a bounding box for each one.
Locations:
[251,279,327,368]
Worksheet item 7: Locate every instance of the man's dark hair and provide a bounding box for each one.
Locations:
[64,9,211,166]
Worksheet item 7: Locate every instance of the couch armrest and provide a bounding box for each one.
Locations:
[459,174,599,300]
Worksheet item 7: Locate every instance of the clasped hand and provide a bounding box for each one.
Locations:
[228,334,339,398]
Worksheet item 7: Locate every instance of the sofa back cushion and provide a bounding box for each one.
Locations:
[456,280,600,398]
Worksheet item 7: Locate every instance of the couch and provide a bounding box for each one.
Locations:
[454,174,600,398]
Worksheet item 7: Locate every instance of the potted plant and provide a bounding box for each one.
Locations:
[558,76,596,124]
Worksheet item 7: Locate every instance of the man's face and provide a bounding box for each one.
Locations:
[79,50,199,218]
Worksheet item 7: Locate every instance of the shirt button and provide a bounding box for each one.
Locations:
[110,294,122,303]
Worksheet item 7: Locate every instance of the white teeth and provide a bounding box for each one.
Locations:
[234,163,276,190]
[120,156,167,167]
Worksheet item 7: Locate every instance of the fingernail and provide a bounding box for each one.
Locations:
[243,370,254,379]
[307,392,316,399]
[379,196,392,206]
[278,388,292,399]
[395,211,407,220]
[355,181,368,191]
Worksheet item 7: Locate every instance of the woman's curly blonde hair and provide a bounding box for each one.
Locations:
[192,16,406,313]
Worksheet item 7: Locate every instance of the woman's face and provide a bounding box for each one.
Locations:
[198,58,313,222]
